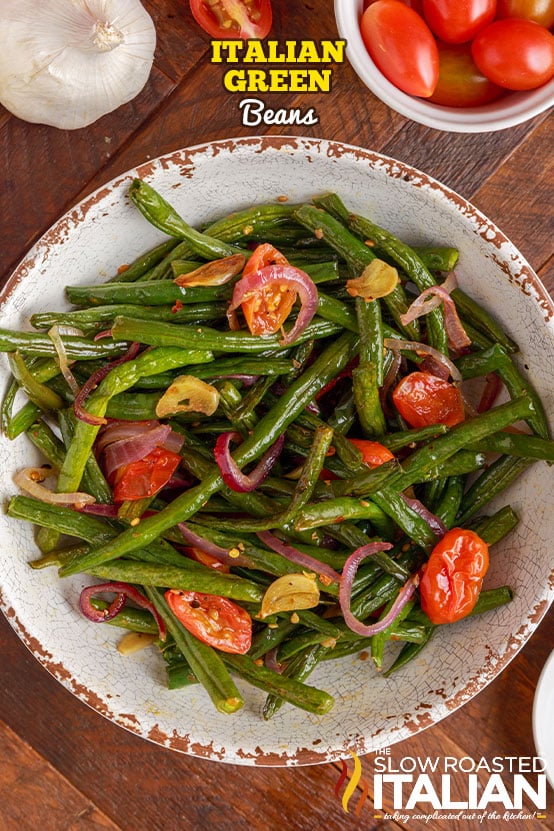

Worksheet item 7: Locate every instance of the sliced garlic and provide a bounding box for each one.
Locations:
[346,259,399,301]
[155,375,220,418]
[259,573,320,619]
[117,631,157,655]
[0,0,156,130]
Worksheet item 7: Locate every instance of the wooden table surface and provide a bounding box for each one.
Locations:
[0,3,552,830]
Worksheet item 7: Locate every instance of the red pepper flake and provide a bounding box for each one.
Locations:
[364,239,375,247]
[171,300,183,314]
[359,651,369,661]
[117,263,130,274]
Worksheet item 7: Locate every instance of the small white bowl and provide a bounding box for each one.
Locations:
[335,0,554,133]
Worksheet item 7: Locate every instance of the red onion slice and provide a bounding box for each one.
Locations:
[227,264,318,346]
[177,522,251,568]
[339,542,419,636]
[214,431,285,493]
[400,274,471,353]
[79,581,166,640]
[257,530,341,584]
[102,424,173,478]
[383,338,462,385]
[400,494,447,539]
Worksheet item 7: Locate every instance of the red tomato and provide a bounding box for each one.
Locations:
[392,371,465,428]
[240,244,296,337]
[348,439,395,467]
[165,589,252,653]
[360,0,440,97]
[112,447,182,502]
[422,0,497,43]
[364,0,423,13]
[471,19,554,90]
[183,546,231,572]
[428,41,505,106]
[419,528,489,624]
[189,0,272,39]
[496,0,554,27]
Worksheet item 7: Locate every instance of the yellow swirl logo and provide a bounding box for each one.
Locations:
[335,750,369,816]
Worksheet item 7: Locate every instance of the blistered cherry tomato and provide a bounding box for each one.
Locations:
[360,0,439,97]
[165,589,252,653]
[348,439,395,467]
[238,243,297,337]
[419,528,489,624]
[496,0,554,27]
[112,447,182,502]
[472,18,554,90]
[422,0,497,43]
[428,41,504,106]
[392,371,465,428]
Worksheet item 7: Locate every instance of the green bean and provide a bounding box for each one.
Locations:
[263,644,325,720]
[108,238,178,282]
[89,598,159,633]
[30,302,228,332]
[66,281,229,308]
[8,352,63,412]
[456,456,533,524]
[466,431,554,461]
[470,505,519,546]
[222,653,334,715]
[145,587,244,714]
[111,315,340,354]
[86,560,264,603]
[450,287,518,354]
[434,475,465,528]
[0,328,129,360]
[129,179,239,260]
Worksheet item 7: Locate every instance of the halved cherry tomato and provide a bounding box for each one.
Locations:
[392,371,465,428]
[360,0,440,97]
[422,0,497,43]
[419,528,489,624]
[471,19,554,90]
[348,439,395,467]
[238,243,296,337]
[165,589,252,653]
[112,446,182,502]
[189,0,272,39]
[428,41,504,106]
[496,0,554,27]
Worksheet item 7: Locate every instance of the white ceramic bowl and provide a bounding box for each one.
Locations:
[1,136,553,765]
[335,0,554,132]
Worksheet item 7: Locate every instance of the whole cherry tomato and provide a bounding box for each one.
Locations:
[360,0,439,97]
[165,589,252,654]
[348,439,395,467]
[419,528,489,624]
[364,0,423,12]
[189,0,272,39]
[422,0,497,43]
[472,18,554,89]
[428,41,504,106]
[496,0,554,27]
[392,371,465,428]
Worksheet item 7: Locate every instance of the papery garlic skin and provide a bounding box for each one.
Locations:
[0,0,156,130]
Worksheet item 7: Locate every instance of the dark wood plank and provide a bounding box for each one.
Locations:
[0,719,122,831]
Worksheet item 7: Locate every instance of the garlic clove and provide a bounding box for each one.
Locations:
[0,0,156,130]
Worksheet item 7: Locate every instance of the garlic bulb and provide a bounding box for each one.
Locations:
[0,0,156,130]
